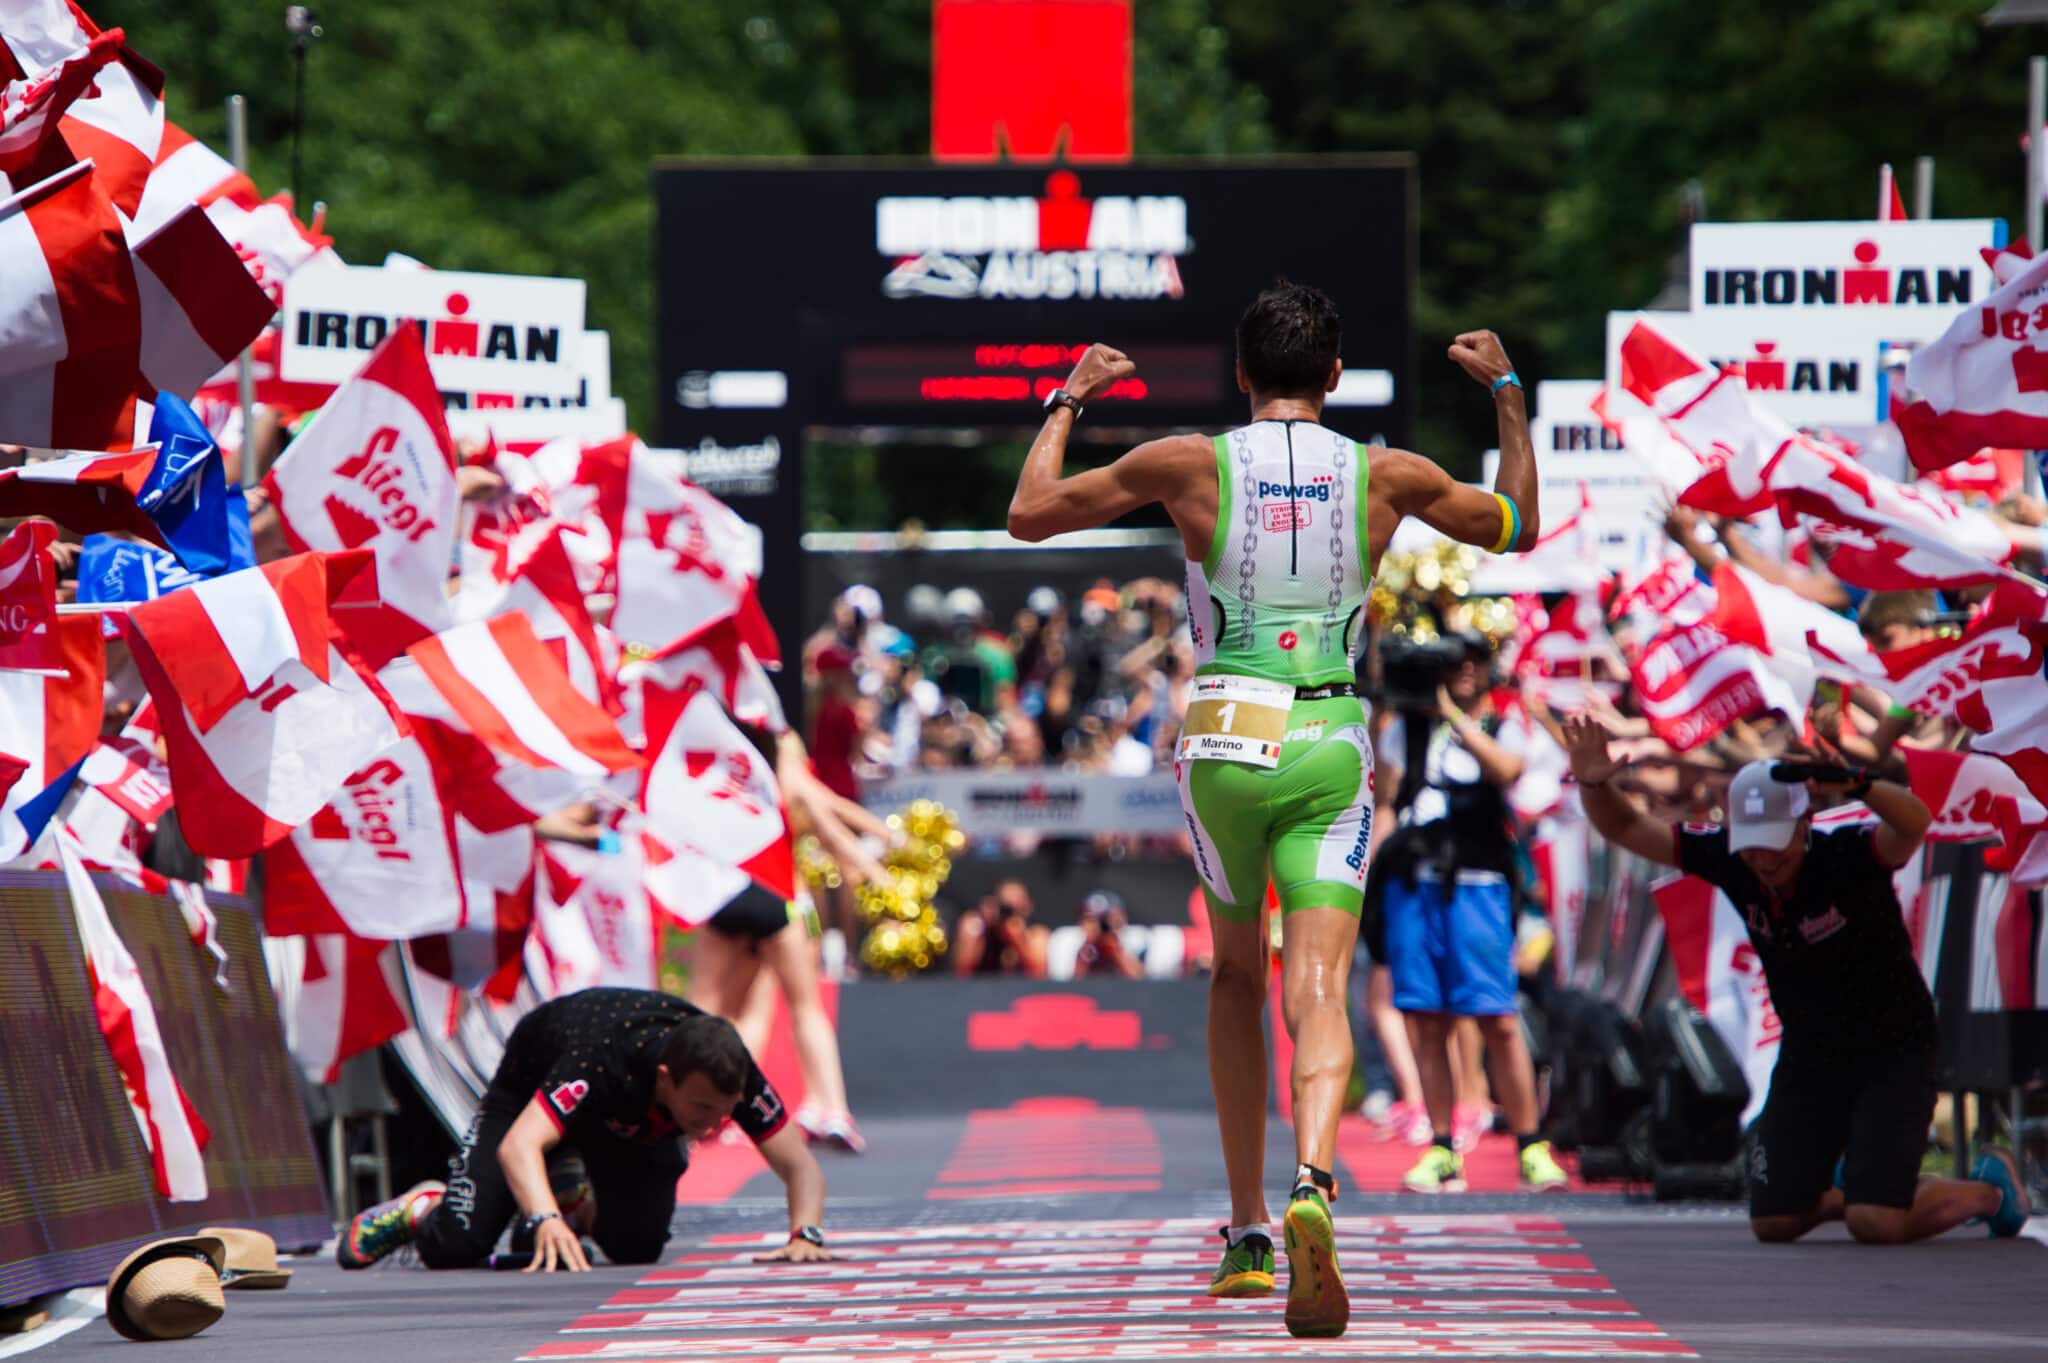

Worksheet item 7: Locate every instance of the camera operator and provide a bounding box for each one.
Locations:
[1074,891,1144,979]
[1563,714,2031,1244]
[952,878,1049,977]
[1370,632,1565,1193]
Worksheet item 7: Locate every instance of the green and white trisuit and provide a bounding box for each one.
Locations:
[1176,420,1375,924]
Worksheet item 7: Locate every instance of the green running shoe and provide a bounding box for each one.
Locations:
[1207,1227,1275,1298]
[1520,1139,1570,1191]
[1282,1188,1348,1338]
[336,1181,444,1269]
[1403,1144,1466,1193]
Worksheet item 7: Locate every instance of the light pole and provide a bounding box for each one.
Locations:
[285,6,322,210]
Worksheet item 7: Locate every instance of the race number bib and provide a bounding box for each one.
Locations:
[1177,674,1294,769]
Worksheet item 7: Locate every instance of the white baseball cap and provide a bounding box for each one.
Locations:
[1727,761,1811,853]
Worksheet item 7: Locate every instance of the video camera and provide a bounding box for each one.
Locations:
[1375,635,1469,713]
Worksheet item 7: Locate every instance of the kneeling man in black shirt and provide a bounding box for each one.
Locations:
[336,987,832,1271]
[1564,716,2030,1245]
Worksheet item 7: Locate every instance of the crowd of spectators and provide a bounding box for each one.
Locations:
[801,576,1196,782]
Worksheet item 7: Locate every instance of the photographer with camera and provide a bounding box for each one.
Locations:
[1562,714,2031,1245]
[952,878,1050,978]
[1372,632,1566,1194]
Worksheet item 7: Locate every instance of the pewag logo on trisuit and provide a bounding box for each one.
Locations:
[878,171,1188,302]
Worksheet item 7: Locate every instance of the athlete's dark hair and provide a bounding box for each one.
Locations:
[661,1014,750,1094]
[1235,278,1342,396]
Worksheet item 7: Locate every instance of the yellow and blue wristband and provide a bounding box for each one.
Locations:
[1489,493,1521,554]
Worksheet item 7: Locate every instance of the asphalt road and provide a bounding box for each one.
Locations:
[36,1109,2045,1361]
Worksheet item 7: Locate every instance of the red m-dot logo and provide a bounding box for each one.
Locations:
[968,995,1142,1051]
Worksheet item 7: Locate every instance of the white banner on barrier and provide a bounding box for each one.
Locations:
[863,771,1184,835]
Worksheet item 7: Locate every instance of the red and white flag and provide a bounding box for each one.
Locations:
[614,444,778,660]
[292,931,407,1085]
[129,198,276,401]
[1610,552,1713,640]
[122,553,409,857]
[1878,163,1908,222]
[264,324,458,665]
[0,20,119,174]
[79,703,172,826]
[455,525,620,713]
[263,734,469,941]
[146,120,250,216]
[1895,239,2048,471]
[0,518,59,671]
[532,839,659,991]
[1629,617,1796,751]
[59,831,211,1198]
[1901,747,2048,883]
[1758,435,2018,591]
[1651,871,1778,1126]
[1616,317,1778,518]
[636,612,788,735]
[641,672,795,903]
[1706,561,1882,709]
[0,612,104,858]
[0,447,165,540]
[394,613,641,816]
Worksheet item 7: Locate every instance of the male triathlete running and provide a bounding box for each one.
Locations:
[1563,720,2033,1246]
[1008,280,1536,1337]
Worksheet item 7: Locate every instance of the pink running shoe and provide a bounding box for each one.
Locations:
[820,1111,867,1154]
[1451,1104,1490,1154]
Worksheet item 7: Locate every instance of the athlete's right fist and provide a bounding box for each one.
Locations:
[1447,330,1514,389]
[1063,343,1136,403]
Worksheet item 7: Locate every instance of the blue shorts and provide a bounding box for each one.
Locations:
[1383,869,1516,1016]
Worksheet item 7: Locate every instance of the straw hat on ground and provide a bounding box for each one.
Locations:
[200,1227,293,1290]
[106,1235,226,1341]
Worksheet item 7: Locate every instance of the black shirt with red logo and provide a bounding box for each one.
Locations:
[500,988,787,1147]
[1675,823,1936,1060]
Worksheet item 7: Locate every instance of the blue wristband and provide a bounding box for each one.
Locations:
[1491,372,1522,394]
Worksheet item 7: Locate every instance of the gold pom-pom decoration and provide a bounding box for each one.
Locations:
[796,835,844,891]
[857,801,964,975]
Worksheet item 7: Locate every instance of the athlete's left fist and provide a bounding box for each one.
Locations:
[1063,343,1136,403]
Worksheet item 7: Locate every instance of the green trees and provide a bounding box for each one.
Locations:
[96,0,2048,493]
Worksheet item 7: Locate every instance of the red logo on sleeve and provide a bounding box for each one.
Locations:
[549,1080,589,1115]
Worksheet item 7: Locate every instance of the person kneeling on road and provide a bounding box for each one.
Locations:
[1563,715,2030,1245]
[337,987,832,1272]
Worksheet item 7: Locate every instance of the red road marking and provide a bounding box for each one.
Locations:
[571,1295,1638,1333]
[1336,1113,1587,1195]
[702,1215,1570,1246]
[928,1097,1163,1201]
[534,1344,1693,1362]
[633,1250,1597,1282]
[672,1137,765,1206]
[525,1319,1689,1360]
[664,1231,1576,1264]
[602,1271,1619,1307]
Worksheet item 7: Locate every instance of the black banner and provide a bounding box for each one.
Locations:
[0,873,329,1308]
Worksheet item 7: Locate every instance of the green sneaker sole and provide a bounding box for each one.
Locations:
[1283,1197,1348,1339]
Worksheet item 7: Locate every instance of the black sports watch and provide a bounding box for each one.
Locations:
[791,1225,825,1248]
[1043,387,1084,419]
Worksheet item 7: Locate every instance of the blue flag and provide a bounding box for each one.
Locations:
[14,754,85,850]
[140,395,232,575]
[224,482,255,572]
[78,536,208,608]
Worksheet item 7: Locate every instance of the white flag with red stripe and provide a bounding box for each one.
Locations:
[641,672,795,906]
[455,524,620,713]
[1628,617,1798,752]
[264,324,458,664]
[262,732,469,941]
[0,518,60,671]
[1895,239,2048,472]
[1902,747,2048,883]
[128,197,276,401]
[1616,317,1777,518]
[0,447,165,540]
[635,613,788,735]
[383,611,641,821]
[121,551,408,857]
[59,831,210,1198]
[0,19,119,174]
[614,443,778,661]
[1705,561,1883,711]
[532,839,659,991]
[292,931,407,1085]
[79,702,172,826]
[1650,871,1777,1126]
[0,611,103,858]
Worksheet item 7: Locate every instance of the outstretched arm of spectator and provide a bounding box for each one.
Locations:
[1564,713,1681,868]
[776,732,888,885]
